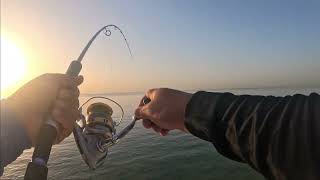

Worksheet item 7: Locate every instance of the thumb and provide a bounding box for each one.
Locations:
[74,75,84,86]
[134,106,144,120]
[134,104,154,120]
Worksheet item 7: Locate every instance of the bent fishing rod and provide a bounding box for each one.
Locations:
[24,25,132,180]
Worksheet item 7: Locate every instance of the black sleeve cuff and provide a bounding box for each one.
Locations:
[184,91,222,141]
[184,91,243,162]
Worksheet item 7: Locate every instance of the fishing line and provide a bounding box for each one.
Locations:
[76,24,133,126]
[73,25,142,170]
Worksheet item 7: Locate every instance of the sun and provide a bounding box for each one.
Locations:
[1,37,27,98]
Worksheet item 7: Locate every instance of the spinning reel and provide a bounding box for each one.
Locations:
[74,96,150,170]
[74,97,133,170]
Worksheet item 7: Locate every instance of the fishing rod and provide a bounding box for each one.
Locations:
[24,25,133,180]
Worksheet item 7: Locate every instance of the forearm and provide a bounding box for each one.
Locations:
[0,100,31,176]
[184,91,320,180]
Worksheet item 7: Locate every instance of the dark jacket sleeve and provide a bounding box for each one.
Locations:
[1,100,32,176]
[184,91,320,180]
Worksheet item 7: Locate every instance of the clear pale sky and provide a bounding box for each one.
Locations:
[1,0,320,95]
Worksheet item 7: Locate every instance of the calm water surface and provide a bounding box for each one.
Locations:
[2,88,319,180]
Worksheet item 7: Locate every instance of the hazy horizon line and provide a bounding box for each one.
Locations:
[80,85,320,96]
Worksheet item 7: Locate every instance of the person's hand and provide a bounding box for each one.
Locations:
[134,88,192,136]
[6,73,83,145]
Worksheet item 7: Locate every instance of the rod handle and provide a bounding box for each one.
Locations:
[24,61,82,180]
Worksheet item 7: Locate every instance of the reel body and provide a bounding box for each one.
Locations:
[73,97,132,170]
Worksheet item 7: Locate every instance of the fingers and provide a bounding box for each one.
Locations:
[136,89,170,136]
[52,105,78,130]
[142,119,153,129]
[135,103,158,121]
[150,123,170,136]
[55,123,73,144]
[58,88,80,101]
[55,75,82,143]
[134,106,143,119]
[41,73,84,88]
[52,93,80,143]
[160,129,169,136]
[145,88,156,100]
[60,75,84,88]
[137,89,156,107]
[54,99,79,113]
[142,119,170,136]
[52,108,78,143]
[135,88,157,118]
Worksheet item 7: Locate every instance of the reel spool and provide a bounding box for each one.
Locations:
[73,97,127,170]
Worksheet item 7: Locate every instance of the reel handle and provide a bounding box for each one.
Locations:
[142,96,151,105]
[24,61,82,180]
[115,96,151,141]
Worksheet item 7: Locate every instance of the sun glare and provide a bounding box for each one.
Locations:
[1,37,27,98]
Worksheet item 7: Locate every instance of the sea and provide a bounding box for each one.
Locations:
[2,88,319,180]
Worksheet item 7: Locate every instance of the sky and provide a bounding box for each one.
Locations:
[1,0,320,95]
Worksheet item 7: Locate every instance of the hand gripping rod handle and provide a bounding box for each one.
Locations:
[24,61,82,180]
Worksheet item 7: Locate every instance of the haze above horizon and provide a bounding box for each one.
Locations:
[1,0,319,96]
